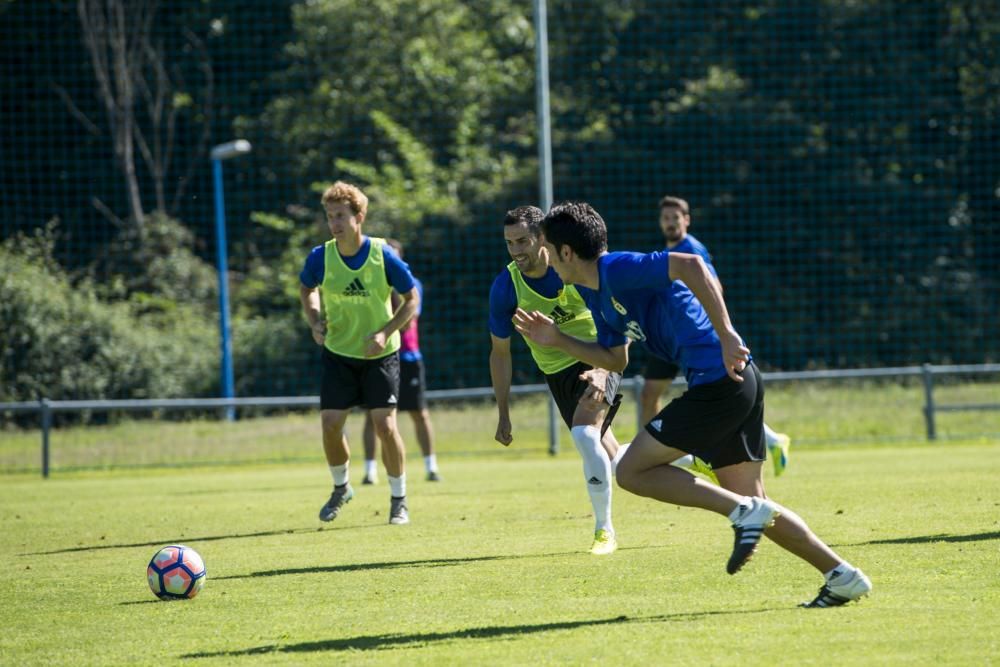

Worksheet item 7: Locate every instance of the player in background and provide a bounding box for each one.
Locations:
[515,202,871,607]
[640,195,791,476]
[489,206,627,555]
[362,238,441,484]
[299,181,418,526]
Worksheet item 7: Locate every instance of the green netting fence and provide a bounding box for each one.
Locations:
[1,0,997,404]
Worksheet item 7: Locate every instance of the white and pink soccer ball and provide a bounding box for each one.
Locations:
[147,545,206,600]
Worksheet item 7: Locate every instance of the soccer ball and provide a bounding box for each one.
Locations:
[147,545,207,600]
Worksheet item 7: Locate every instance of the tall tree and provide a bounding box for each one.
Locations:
[73,0,213,229]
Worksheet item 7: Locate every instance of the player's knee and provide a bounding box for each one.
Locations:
[613,452,640,492]
[615,463,641,494]
[320,410,346,434]
[371,417,398,441]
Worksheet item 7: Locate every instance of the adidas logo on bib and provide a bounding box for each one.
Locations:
[342,278,369,297]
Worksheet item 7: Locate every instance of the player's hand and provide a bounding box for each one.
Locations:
[719,330,750,382]
[495,415,513,447]
[512,308,560,347]
[579,368,608,404]
[365,330,388,357]
[309,320,326,346]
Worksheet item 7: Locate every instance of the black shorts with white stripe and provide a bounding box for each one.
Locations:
[544,361,623,433]
[644,362,766,470]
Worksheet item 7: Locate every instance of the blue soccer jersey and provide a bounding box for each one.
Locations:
[670,234,716,278]
[576,251,738,387]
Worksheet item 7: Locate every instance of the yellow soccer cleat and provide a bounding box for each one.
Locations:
[769,433,791,477]
[590,529,618,556]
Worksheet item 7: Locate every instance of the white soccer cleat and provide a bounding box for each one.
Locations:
[802,568,873,608]
[727,497,780,574]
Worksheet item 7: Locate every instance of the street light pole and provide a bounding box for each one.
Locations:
[210,139,252,421]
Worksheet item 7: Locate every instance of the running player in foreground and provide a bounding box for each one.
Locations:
[515,202,871,607]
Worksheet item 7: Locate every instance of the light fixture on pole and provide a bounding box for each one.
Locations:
[210,139,252,420]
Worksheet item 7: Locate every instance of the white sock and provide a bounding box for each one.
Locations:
[727,496,753,523]
[364,459,378,478]
[330,463,349,487]
[825,563,856,585]
[610,442,629,476]
[424,454,438,473]
[570,425,613,533]
[388,474,406,498]
[763,423,779,448]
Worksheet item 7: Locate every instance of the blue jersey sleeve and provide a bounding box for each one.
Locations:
[383,246,416,294]
[675,235,718,278]
[299,246,325,288]
[488,271,517,338]
[604,251,672,292]
[411,277,424,316]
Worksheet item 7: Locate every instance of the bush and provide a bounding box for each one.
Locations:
[0,233,217,403]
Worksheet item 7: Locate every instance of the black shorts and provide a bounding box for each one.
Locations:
[644,354,680,381]
[545,361,623,434]
[320,348,400,411]
[397,358,427,412]
[645,362,766,469]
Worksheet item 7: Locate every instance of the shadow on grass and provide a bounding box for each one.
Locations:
[213,545,660,581]
[22,524,377,557]
[848,530,1000,546]
[182,609,771,658]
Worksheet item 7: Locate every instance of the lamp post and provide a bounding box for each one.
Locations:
[210,139,252,421]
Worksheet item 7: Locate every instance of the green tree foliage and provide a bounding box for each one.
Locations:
[546,0,999,367]
[0,227,217,403]
[3,0,997,401]
[242,0,537,234]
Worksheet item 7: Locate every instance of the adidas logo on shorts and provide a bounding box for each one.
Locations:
[649,419,662,432]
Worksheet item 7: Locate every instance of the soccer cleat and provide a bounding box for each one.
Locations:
[426,470,441,482]
[590,529,618,555]
[690,456,719,485]
[362,475,377,485]
[389,496,410,525]
[318,484,354,522]
[801,569,872,608]
[727,497,780,574]
[769,432,791,477]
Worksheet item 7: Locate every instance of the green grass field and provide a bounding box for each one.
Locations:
[1,399,999,665]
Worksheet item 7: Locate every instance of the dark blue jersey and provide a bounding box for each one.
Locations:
[488,266,564,339]
[650,233,717,365]
[299,236,415,294]
[670,234,716,277]
[577,251,738,387]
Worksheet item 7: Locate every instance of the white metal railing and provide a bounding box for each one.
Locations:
[2,364,998,477]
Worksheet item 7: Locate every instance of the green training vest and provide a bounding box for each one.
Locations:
[507,262,597,374]
[321,237,400,359]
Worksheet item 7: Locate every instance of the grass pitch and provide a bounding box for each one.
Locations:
[1,433,999,665]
